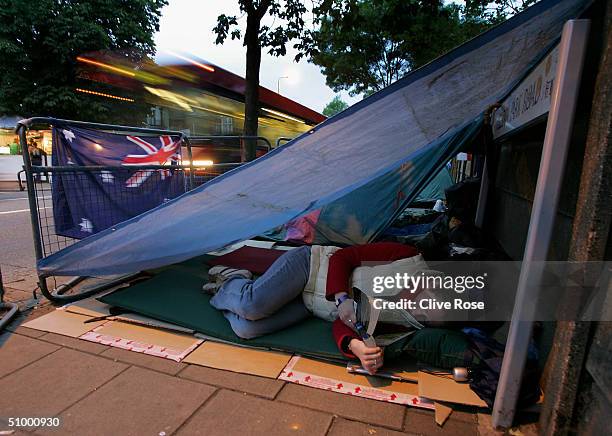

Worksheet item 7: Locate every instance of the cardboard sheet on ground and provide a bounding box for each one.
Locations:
[279,356,433,409]
[434,402,454,426]
[116,313,195,333]
[63,297,112,318]
[64,298,194,333]
[99,267,344,360]
[418,371,487,407]
[80,321,202,362]
[184,341,291,378]
[22,310,104,337]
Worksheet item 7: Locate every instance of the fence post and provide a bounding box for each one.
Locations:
[183,136,195,190]
[18,123,44,263]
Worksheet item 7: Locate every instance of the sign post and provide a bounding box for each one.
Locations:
[491,20,590,429]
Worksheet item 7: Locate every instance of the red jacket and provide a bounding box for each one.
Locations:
[325,242,419,358]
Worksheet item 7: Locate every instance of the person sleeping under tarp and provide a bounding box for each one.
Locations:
[207,244,461,367]
[204,242,422,372]
[203,241,541,407]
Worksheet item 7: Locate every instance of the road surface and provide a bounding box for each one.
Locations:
[1,191,43,294]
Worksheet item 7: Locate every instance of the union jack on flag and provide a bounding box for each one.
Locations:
[121,135,182,188]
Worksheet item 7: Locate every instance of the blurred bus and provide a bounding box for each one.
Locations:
[76,52,325,164]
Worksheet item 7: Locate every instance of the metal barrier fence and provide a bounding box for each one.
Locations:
[276,137,293,147]
[16,117,263,303]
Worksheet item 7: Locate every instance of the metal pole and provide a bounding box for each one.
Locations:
[183,137,195,190]
[276,137,293,148]
[17,124,53,300]
[18,124,44,263]
[491,19,590,429]
[475,158,488,228]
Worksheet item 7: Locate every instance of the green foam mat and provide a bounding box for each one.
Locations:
[99,266,344,360]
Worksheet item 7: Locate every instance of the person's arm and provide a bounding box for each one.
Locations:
[325,242,419,301]
[332,318,359,358]
[333,319,383,374]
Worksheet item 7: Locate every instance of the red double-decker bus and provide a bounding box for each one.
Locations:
[76,52,325,165]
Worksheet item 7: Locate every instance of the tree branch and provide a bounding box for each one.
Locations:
[244,0,255,15]
[256,0,273,20]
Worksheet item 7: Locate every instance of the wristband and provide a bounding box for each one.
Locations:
[335,294,349,308]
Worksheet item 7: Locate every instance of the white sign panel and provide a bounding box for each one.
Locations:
[492,45,559,139]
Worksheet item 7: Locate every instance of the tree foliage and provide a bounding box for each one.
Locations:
[464,0,538,23]
[302,0,535,97]
[213,0,307,57]
[322,95,349,117]
[213,0,308,160]
[0,0,167,123]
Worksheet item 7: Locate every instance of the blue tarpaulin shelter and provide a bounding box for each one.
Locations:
[38,0,589,277]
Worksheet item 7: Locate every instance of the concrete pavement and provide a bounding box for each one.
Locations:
[1,309,486,436]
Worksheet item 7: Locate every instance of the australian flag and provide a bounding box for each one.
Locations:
[52,125,185,239]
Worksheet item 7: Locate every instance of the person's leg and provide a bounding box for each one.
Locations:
[222,296,311,339]
[210,246,311,321]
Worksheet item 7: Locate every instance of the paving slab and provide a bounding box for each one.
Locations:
[5,309,54,336]
[41,366,216,436]
[101,346,187,375]
[177,389,333,436]
[4,276,41,292]
[41,332,109,355]
[404,407,478,436]
[0,332,59,378]
[2,287,32,302]
[1,266,33,284]
[441,405,478,424]
[277,383,406,430]
[476,413,504,436]
[179,364,285,399]
[8,325,48,338]
[328,417,410,436]
[21,304,56,322]
[0,347,127,419]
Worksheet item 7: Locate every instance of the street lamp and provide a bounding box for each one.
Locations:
[277,76,288,94]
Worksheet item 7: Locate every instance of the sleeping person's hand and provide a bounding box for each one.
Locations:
[349,339,384,374]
